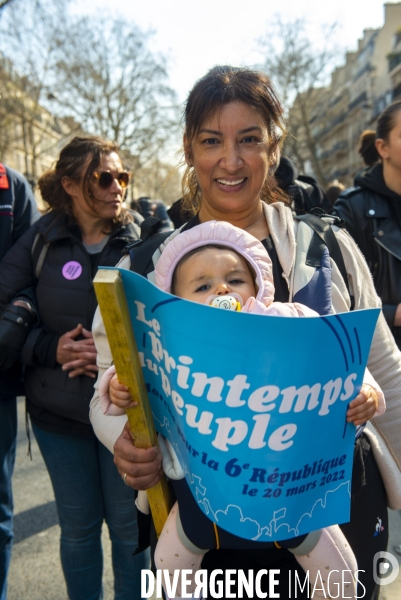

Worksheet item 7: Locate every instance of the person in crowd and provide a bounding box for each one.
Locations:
[167,197,193,229]
[89,67,401,599]
[325,179,345,209]
[137,196,153,219]
[128,205,144,227]
[100,219,386,600]
[358,129,379,168]
[0,163,39,600]
[129,200,144,226]
[274,155,332,215]
[151,199,174,232]
[333,101,401,352]
[0,137,148,600]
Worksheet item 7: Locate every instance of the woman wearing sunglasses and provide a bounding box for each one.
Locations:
[0,136,148,600]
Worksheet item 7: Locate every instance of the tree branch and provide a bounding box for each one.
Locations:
[0,0,15,11]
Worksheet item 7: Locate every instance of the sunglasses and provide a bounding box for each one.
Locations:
[92,170,130,189]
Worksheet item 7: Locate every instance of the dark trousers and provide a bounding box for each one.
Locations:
[0,397,17,600]
[32,423,149,600]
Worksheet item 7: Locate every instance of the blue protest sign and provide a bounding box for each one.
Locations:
[114,267,380,542]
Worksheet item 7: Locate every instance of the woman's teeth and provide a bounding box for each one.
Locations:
[217,178,245,186]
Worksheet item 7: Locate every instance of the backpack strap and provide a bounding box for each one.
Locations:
[125,217,173,275]
[295,209,354,310]
[31,232,49,284]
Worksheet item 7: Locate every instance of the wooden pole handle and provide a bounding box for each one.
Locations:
[94,268,171,536]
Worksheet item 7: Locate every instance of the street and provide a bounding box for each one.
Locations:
[7,398,401,599]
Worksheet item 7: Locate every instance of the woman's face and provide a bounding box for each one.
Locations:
[187,101,272,218]
[69,152,126,222]
[376,110,401,172]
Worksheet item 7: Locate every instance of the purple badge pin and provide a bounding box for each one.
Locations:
[62,261,83,280]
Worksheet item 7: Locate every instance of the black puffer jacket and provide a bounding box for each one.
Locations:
[0,164,40,398]
[0,210,139,433]
[333,163,401,348]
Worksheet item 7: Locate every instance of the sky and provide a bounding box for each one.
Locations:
[72,0,390,103]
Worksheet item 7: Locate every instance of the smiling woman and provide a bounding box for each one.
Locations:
[189,103,272,224]
[89,67,401,600]
[182,69,288,235]
[0,136,148,600]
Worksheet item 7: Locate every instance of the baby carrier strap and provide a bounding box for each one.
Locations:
[126,216,173,276]
[294,209,354,311]
[30,212,63,285]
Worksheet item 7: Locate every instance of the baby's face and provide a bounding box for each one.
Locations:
[174,247,256,305]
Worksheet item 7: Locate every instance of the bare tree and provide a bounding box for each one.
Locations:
[0,0,75,178]
[258,17,340,186]
[0,1,179,184]
[52,16,180,168]
[0,0,14,11]
[130,155,182,205]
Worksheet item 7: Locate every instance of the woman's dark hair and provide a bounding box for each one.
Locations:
[376,100,401,143]
[358,130,379,167]
[181,66,289,215]
[38,136,133,228]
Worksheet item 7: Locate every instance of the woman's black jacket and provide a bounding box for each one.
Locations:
[332,163,401,349]
[0,164,40,398]
[0,210,139,433]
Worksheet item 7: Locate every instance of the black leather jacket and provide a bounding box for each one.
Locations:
[332,163,401,349]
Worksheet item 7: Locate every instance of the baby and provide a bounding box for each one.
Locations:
[100,220,384,599]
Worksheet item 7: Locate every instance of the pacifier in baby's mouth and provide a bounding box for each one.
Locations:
[206,293,243,311]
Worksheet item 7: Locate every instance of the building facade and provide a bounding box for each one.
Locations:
[0,54,80,208]
[288,3,401,188]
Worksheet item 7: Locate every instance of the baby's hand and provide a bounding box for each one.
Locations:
[346,384,378,426]
[110,374,137,409]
